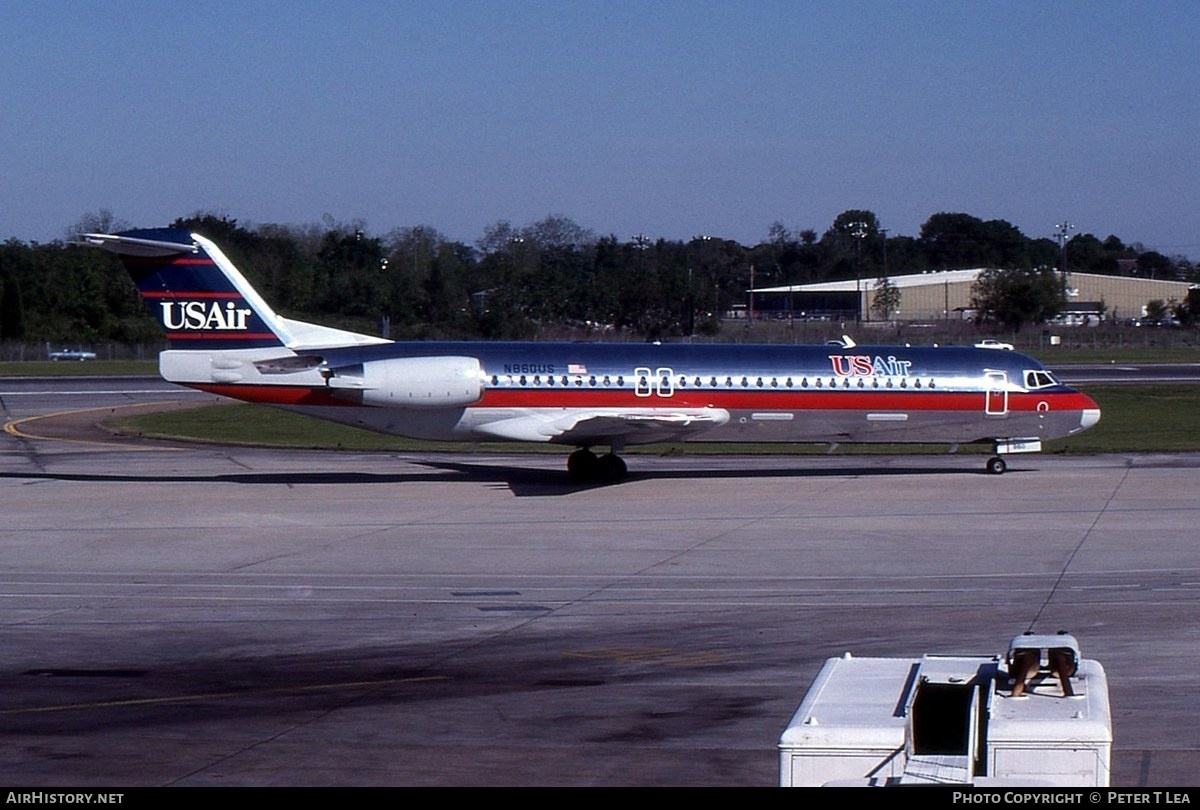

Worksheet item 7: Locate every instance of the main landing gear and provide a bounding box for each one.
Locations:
[567,447,628,484]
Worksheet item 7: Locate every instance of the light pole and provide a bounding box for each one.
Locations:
[850,221,868,322]
[876,226,892,323]
[1054,220,1075,303]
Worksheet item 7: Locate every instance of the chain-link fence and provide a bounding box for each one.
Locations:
[0,341,167,363]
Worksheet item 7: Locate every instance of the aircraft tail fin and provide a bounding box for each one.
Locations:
[78,228,389,351]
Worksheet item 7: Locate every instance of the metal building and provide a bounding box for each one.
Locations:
[751,270,1194,324]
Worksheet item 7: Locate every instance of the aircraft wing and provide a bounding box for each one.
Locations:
[472,408,731,444]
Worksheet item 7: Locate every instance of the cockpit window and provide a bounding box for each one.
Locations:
[1024,370,1058,389]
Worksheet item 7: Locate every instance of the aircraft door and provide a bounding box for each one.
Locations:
[656,367,675,398]
[633,366,675,398]
[634,367,652,397]
[985,371,1008,416]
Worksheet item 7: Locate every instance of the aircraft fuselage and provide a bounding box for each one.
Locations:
[179,340,1098,448]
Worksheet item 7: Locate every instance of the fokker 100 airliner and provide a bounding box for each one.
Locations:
[80,229,1100,481]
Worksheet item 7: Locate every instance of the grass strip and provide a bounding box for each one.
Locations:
[0,361,158,377]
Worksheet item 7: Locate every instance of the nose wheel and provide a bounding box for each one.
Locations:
[567,448,628,483]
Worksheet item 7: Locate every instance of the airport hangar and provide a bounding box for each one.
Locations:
[750,269,1194,324]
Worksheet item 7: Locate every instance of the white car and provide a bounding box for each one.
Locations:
[49,349,97,361]
[974,339,1014,351]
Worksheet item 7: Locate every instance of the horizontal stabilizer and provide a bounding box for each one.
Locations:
[276,316,392,350]
[76,232,196,257]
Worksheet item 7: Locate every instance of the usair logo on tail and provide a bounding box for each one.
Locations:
[161,301,254,331]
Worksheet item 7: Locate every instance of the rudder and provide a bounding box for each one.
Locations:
[80,228,289,349]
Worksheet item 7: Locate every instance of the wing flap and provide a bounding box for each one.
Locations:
[473,408,730,444]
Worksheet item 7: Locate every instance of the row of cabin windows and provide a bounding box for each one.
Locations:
[488,373,943,390]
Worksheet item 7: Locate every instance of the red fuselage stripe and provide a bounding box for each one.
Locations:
[194,384,353,406]
[476,388,1095,412]
[167,333,279,341]
[192,383,1095,413]
[141,291,242,299]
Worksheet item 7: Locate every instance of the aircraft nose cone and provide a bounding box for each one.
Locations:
[1079,392,1101,430]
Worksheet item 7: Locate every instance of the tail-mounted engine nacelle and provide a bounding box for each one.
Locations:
[324,356,484,409]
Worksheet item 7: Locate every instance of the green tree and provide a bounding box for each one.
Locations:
[1062,233,1105,273]
[921,213,1033,269]
[1136,251,1175,280]
[921,212,988,268]
[313,225,386,318]
[249,222,322,314]
[819,210,883,284]
[1173,288,1200,327]
[0,276,25,339]
[969,267,1065,330]
[472,220,539,338]
[383,225,442,329]
[67,209,132,239]
[871,276,901,321]
[1144,299,1169,323]
[827,209,881,238]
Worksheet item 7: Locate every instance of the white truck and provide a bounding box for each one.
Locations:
[779,633,1111,787]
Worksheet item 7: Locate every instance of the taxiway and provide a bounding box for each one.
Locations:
[1,381,1198,786]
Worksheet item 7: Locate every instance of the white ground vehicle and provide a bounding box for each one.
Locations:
[779,633,1111,786]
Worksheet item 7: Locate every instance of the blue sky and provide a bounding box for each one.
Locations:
[4,1,1198,256]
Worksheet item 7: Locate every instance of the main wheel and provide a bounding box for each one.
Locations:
[567,448,599,482]
[986,456,1007,475]
[595,453,628,483]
